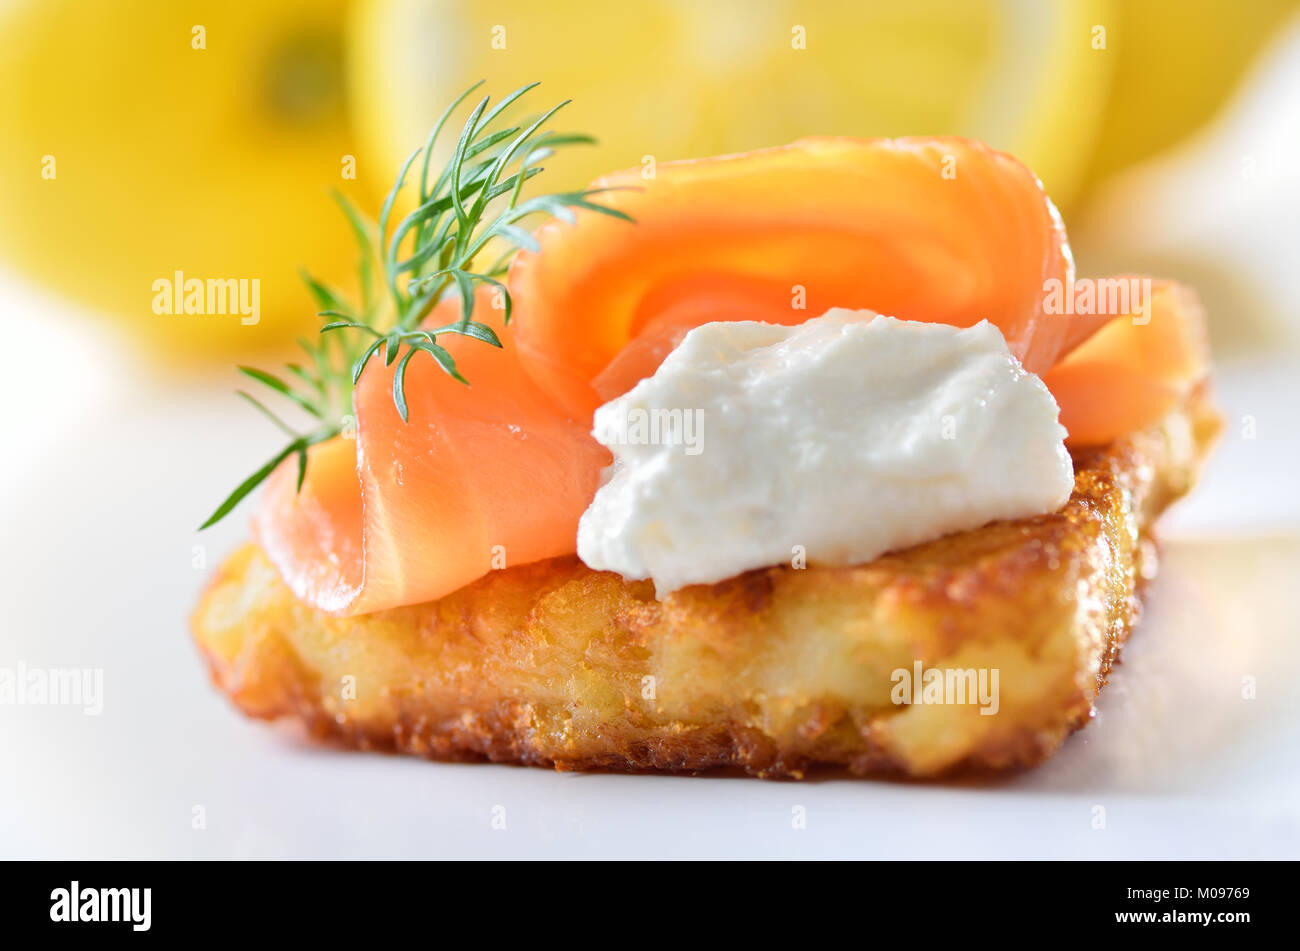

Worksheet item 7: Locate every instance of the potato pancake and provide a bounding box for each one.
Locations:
[192,388,1220,777]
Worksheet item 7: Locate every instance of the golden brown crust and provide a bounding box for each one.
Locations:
[192,388,1221,778]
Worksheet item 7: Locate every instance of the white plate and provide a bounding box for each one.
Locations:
[2,281,1298,859]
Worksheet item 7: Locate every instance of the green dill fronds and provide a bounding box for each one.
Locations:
[200,81,631,530]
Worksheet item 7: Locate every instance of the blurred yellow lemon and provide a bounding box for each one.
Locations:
[1075,11,1300,354]
[348,0,1115,213]
[0,0,370,363]
[1081,0,1300,189]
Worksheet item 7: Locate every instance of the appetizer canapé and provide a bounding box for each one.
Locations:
[193,84,1217,777]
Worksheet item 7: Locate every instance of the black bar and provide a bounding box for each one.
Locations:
[0,860,1285,938]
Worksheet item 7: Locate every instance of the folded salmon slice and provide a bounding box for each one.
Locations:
[1043,280,1211,447]
[508,136,1076,419]
[254,294,609,615]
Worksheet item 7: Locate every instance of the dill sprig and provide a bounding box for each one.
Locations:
[200,81,631,530]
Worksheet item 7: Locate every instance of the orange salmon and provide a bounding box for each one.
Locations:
[1043,280,1211,447]
[508,137,1077,418]
[254,293,609,615]
[255,138,1210,615]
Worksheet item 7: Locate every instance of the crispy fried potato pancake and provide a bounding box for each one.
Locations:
[192,388,1220,778]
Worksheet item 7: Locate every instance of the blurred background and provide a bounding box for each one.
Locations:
[1,0,1298,366]
[3,0,1300,859]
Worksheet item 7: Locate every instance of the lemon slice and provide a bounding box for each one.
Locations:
[1079,0,1300,190]
[0,0,375,362]
[348,0,1114,211]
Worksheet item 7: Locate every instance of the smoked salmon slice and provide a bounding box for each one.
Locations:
[508,136,1075,418]
[252,138,1211,618]
[254,292,609,615]
[1043,280,1211,447]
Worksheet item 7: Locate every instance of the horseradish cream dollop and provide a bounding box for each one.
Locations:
[576,309,1074,595]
